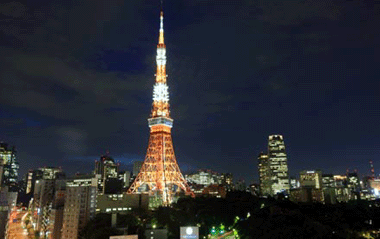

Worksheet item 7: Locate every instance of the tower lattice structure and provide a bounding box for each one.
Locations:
[127,9,193,205]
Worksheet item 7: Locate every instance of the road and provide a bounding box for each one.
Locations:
[6,208,34,239]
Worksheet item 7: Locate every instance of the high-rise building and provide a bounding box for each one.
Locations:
[132,161,143,177]
[50,179,66,239]
[61,185,97,239]
[268,135,290,194]
[127,9,193,205]
[26,169,43,194]
[94,155,120,194]
[95,155,118,179]
[33,179,56,234]
[258,152,271,196]
[0,143,19,191]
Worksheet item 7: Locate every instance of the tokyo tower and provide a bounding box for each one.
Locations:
[127,8,193,205]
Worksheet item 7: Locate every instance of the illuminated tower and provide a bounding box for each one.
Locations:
[127,9,193,205]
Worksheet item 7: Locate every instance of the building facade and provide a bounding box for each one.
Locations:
[94,155,120,194]
[258,152,272,196]
[61,185,97,239]
[96,193,149,213]
[267,135,290,195]
[299,170,322,189]
[185,170,221,186]
[0,143,19,191]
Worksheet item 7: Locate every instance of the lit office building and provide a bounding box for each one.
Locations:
[268,135,290,194]
[40,167,64,180]
[220,173,234,191]
[334,175,350,202]
[290,170,324,203]
[321,174,336,204]
[0,143,19,191]
[347,172,360,200]
[299,170,322,189]
[185,170,221,186]
[322,174,335,188]
[290,177,300,189]
[322,174,350,203]
[258,152,271,196]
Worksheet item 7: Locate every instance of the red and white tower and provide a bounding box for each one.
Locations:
[127,9,193,205]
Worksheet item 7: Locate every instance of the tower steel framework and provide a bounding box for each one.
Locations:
[127,9,193,205]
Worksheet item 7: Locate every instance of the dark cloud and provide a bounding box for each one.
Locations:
[56,127,88,155]
[0,0,378,181]
[258,0,342,25]
[0,1,27,18]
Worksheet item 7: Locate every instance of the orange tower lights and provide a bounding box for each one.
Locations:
[127,9,193,205]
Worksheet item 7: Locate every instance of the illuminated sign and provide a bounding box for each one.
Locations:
[180,227,199,239]
[109,235,137,239]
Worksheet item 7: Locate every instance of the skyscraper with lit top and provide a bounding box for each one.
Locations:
[268,135,290,194]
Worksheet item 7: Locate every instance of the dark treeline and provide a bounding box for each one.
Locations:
[80,192,380,239]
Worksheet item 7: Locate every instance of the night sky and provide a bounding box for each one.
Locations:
[0,0,378,183]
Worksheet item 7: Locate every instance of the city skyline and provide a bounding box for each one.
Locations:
[0,0,378,183]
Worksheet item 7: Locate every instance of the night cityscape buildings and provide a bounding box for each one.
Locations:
[258,135,290,196]
[0,0,377,238]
